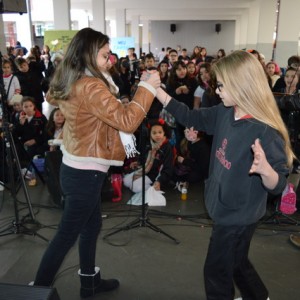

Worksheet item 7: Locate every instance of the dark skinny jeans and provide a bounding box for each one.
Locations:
[204,223,269,300]
[34,163,106,286]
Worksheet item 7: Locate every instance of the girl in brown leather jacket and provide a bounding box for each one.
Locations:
[33,28,161,298]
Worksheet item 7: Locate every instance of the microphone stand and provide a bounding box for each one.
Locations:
[103,118,179,244]
[0,74,48,242]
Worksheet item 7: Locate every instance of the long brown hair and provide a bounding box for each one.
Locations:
[49,28,110,100]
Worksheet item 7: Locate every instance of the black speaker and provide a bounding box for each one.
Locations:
[0,0,27,14]
[215,23,221,33]
[170,24,176,33]
[0,283,61,300]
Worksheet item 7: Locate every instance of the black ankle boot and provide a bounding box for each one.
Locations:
[78,267,119,298]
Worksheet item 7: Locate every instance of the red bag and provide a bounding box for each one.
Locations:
[280,183,297,215]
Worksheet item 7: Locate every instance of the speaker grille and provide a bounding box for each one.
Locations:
[0,283,61,300]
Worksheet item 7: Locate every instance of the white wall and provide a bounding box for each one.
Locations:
[150,20,235,57]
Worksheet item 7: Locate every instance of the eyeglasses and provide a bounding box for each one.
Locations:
[216,82,224,92]
[290,63,299,69]
[103,54,111,62]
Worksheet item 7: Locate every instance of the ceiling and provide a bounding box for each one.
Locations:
[70,0,256,23]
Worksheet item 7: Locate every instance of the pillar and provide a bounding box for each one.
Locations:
[276,0,300,67]
[245,0,260,50]
[256,0,277,62]
[116,9,126,37]
[53,0,71,30]
[142,20,150,54]
[0,15,6,55]
[92,0,106,33]
[131,15,140,58]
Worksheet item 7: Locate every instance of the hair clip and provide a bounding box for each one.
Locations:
[158,118,165,125]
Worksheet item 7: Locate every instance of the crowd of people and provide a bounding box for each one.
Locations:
[0,31,300,299]
[0,42,64,186]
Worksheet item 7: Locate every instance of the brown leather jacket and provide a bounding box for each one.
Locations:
[47,77,155,166]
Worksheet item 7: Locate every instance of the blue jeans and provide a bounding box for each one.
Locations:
[204,223,268,300]
[34,163,106,286]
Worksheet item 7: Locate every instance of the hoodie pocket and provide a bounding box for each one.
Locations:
[204,174,239,222]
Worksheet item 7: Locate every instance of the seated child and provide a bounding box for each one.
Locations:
[174,129,210,191]
[45,107,65,151]
[124,119,174,193]
[13,97,48,185]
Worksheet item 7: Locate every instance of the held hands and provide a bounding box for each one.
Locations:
[141,70,161,89]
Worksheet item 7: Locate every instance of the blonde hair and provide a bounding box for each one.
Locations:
[213,50,294,167]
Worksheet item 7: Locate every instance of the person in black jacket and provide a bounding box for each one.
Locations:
[14,57,45,113]
[14,96,48,160]
[155,50,294,300]
[123,119,174,193]
[174,131,210,190]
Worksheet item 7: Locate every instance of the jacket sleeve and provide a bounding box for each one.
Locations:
[261,132,289,195]
[81,78,156,134]
[165,98,220,135]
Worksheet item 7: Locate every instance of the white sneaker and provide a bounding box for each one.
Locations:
[21,168,33,180]
[28,281,34,286]
[0,181,4,192]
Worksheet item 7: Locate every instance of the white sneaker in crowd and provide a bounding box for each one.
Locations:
[21,168,33,180]
[0,181,4,191]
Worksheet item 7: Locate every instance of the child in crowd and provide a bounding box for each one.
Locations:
[2,59,21,106]
[144,53,156,70]
[45,107,65,151]
[186,61,197,79]
[14,96,48,186]
[155,50,293,300]
[178,48,190,64]
[190,46,202,65]
[277,67,300,138]
[14,57,45,113]
[157,60,169,88]
[266,61,281,88]
[282,67,299,95]
[119,57,132,97]
[143,53,163,122]
[166,60,198,150]
[168,49,179,69]
[9,94,23,126]
[174,129,210,191]
[123,119,174,193]
[216,48,226,59]
[194,62,212,109]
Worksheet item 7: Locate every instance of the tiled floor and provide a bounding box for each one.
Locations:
[0,175,300,300]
